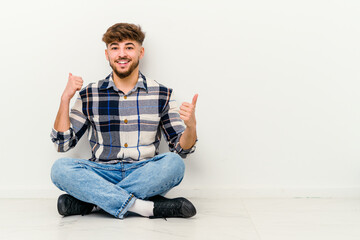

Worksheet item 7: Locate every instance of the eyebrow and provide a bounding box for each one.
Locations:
[109,42,135,47]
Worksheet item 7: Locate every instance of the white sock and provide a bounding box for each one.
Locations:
[128,199,154,217]
[91,206,101,212]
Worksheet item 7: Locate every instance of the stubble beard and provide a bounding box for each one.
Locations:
[110,58,140,79]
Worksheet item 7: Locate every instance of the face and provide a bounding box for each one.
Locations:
[105,40,144,79]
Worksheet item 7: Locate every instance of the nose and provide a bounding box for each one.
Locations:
[118,48,128,58]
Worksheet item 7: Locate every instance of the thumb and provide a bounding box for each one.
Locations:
[69,73,73,79]
[192,94,198,106]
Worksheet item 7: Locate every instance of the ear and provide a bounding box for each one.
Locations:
[105,49,109,61]
[139,47,145,60]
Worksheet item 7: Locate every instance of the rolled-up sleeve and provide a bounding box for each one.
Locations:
[160,90,197,158]
[50,94,89,152]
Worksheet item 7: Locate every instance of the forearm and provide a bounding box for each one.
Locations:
[53,97,71,132]
[179,126,197,150]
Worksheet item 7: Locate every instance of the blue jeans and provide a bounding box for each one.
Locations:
[50,152,185,219]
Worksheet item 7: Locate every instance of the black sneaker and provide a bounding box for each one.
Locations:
[57,194,95,216]
[149,195,196,219]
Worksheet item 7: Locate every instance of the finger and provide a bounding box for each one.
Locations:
[192,94,198,106]
[181,102,193,107]
[75,82,83,88]
[180,115,189,122]
[179,113,186,120]
[180,105,193,112]
[75,80,83,86]
[181,103,196,113]
[179,110,190,118]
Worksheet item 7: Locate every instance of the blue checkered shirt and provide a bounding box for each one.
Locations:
[51,72,196,163]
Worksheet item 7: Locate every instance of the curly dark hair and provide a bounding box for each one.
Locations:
[102,23,145,46]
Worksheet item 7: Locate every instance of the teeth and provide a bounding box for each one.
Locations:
[118,60,129,64]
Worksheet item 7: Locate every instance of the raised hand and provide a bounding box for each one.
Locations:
[179,94,198,129]
[61,73,84,101]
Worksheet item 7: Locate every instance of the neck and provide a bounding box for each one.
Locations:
[112,68,139,94]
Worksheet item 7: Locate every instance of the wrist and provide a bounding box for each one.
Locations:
[185,125,197,133]
[185,121,196,129]
[61,92,72,102]
[60,96,71,104]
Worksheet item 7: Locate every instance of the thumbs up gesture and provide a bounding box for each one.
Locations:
[179,94,198,129]
[61,73,84,101]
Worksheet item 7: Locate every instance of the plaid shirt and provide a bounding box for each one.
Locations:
[51,72,196,163]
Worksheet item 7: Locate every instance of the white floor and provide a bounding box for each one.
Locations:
[1,197,360,240]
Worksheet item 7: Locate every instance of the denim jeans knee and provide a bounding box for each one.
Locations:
[150,152,185,195]
[117,152,185,199]
[159,152,185,182]
[50,158,76,190]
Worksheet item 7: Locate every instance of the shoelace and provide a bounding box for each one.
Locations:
[156,203,182,218]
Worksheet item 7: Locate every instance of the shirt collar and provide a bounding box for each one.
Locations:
[99,71,148,93]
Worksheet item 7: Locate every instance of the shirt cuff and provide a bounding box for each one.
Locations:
[175,139,197,157]
[51,128,73,143]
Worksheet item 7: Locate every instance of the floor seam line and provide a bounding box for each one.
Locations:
[241,199,263,240]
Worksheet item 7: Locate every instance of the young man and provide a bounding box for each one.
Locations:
[50,23,198,219]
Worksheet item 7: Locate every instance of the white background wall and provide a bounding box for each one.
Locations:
[0,0,360,198]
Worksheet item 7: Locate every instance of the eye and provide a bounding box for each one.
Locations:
[126,47,134,50]
[111,47,118,50]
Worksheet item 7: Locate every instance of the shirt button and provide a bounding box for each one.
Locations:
[124,143,128,148]
[124,96,127,99]
[124,119,128,124]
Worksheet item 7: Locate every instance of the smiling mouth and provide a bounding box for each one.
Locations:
[116,59,130,66]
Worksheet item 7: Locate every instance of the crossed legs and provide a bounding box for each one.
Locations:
[51,152,187,219]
